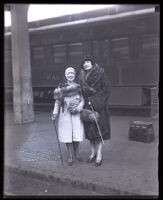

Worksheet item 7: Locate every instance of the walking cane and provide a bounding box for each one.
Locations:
[51,113,64,167]
[88,98,105,145]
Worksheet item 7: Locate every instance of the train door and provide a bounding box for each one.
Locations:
[91,39,113,83]
[67,42,84,76]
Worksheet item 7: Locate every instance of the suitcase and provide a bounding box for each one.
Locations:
[129,121,154,143]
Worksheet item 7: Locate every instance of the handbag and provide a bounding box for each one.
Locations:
[80,109,99,123]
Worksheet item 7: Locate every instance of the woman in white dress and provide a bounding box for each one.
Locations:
[52,67,85,166]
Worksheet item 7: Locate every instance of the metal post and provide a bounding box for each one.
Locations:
[52,117,64,167]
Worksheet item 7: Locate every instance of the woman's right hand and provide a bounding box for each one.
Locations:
[68,107,78,114]
[52,113,58,121]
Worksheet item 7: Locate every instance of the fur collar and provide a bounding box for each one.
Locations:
[78,64,104,87]
[54,83,81,100]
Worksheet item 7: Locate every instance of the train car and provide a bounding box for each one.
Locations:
[4,5,160,114]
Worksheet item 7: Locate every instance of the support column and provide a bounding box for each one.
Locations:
[151,87,159,119]
[10,4,34,123]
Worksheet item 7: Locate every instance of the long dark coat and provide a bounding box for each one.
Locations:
[78,64,111,141]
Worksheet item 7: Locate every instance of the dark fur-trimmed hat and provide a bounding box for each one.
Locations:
[81,55,95,68]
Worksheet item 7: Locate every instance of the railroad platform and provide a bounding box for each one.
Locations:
[4,108,159,196]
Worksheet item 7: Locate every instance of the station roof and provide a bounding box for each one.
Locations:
[4,4,159,35]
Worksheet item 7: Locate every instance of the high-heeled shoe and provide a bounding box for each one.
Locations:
[95,159,102,167]
[86,155,96,163]
[75,156,83,162]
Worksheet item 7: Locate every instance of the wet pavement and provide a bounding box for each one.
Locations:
[4,107,159,196]
[5,168,104,196]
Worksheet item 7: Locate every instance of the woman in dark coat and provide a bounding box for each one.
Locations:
[78,56,111,167]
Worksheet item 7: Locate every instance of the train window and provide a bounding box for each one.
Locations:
[68,42,83,64]
[92,41,102,63]
[142,35,159,58]
[53,44,66,64]
[4,50,12,86]
[102,40,109,56]
[92,40,110,65]
[111,37,129,60]
[32,46,45,67]
[33,47,45,59]
[102,40,110,63]
[4,50,12,66]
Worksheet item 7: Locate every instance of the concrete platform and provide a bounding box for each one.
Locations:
[4,108,159,196]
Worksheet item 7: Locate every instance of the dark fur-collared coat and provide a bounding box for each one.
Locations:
[78,64,111,141]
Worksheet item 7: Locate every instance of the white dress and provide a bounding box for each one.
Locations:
[53,89,85,143]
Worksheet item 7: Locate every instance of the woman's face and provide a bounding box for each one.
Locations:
[83,60,92,71]
[65,71,76,82]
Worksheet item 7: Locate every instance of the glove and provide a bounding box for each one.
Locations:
[52,113,58,120]
[83,85,96,96]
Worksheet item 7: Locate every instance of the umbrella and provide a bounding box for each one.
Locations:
[88,98,105,145]
[52,113,64,166]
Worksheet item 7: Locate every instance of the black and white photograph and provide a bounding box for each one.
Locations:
[4,3,159,197]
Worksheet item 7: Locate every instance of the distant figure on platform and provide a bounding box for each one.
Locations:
[78,56,111,167]
[52,67,85,166]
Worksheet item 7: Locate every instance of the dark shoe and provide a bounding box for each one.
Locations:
[86,155,96,163]
[75,156,83,162]
[68,158,73,166]
[95,159,102,167]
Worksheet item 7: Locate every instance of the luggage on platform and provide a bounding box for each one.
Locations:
[129,121,154,143]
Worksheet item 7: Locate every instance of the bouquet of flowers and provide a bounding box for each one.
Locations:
[68,98,81,114]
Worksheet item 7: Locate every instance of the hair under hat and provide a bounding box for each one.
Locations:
[65,67,76,77]
[81,55,95,68]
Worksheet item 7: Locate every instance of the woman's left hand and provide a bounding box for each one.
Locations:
[83,85,96,95]
[69,107,79,114]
